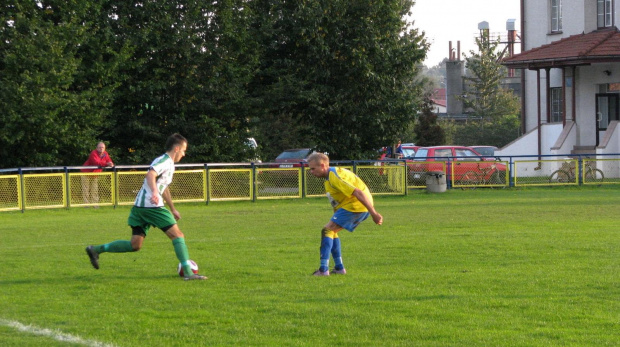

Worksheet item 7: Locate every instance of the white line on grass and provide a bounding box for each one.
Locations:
[0,319,115,347]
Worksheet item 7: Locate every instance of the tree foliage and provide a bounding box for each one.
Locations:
[251,0,428,160]
[456,31,520,147]
[103,0,259,164]
[0,0,428,167]
[413,97,445,146]
[0,1,124,167]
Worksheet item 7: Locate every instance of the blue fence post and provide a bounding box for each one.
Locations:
[446,158,452,189]
[509,157,515,188]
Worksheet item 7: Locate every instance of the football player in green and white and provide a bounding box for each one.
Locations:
[86,133,207,281]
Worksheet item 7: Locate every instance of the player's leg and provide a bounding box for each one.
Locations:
[328,210,370,275]
[86,207,147,269]
[81,176,90,204]
[313,220,343,276]
[165,225,207,280]
[92,176,100,206]
[85,231,143,270]
[330,232,346,274]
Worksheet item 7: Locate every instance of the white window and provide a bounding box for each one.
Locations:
[598,0,613,28]
[551,0,562,32]
[550,88,563,123]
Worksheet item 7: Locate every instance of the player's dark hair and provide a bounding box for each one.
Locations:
[165,133,187,151]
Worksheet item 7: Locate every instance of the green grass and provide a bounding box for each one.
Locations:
[1,187,619,346]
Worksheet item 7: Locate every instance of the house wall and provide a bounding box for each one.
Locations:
[521,0,620,152]
[498,123,563,157]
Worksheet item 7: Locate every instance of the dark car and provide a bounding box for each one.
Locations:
[469,146,498,157]
[378,144,419,160]
[273,148,313,168]
[409,146,507,185]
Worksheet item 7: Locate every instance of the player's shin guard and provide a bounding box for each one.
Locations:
[331,234,344,270]
[320,228,335,272]
[172,237,193,276]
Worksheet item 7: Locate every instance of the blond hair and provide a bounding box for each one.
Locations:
[307,152,329,165]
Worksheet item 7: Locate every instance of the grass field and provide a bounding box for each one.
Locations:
[1,187,619,346]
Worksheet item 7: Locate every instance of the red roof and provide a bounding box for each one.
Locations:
[432,88,446,100]
[503,27,620,69]
[432,99,447,107]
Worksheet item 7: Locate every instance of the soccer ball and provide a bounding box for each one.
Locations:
[177,260,199,277]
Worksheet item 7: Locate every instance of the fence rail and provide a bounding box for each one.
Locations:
[2,154,619,212]
[0,161,405,212]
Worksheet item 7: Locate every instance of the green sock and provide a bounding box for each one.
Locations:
[94,240,134,253]
[172,238,193,276]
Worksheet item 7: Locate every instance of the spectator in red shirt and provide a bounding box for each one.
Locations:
[81,142,114,206]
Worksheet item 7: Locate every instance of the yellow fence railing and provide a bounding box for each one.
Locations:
[0,164,408,212]
[0,175,21,211]
[2,158,619,212]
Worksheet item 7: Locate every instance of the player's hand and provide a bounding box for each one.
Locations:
[172,209,181,221]
[150,194,160,205]
[372,213,383,225]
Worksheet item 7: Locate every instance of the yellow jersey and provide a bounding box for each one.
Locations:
[323,167,372,212]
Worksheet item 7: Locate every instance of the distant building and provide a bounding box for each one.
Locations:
[442,21,520,122]
[431,88,447,114]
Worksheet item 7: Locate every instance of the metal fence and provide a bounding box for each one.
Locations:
[1,154,619,212]
[0,161,406,212]
[402,154,620,189]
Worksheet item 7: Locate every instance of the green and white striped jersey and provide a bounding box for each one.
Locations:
[134,153,175,208]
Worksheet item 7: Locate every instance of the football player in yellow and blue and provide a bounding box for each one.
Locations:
[85,133,207,281]
[307,153,383,276]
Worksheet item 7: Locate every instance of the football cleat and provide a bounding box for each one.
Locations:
[312,269,330,276]
[85,246,99,270]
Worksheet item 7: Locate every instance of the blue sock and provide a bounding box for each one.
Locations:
[319,236,333,272]
[331,237,344,270]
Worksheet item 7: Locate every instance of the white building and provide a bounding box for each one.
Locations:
[502,0,620,157]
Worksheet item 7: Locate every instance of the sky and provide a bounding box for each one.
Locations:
[408,0,521,67]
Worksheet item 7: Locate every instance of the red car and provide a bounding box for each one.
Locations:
[409,146,507,186]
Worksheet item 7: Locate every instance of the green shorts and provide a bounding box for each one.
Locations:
[127,206,176,236]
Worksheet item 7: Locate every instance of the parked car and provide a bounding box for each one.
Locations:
[273,148,313,168]
[409,146,507,185]
[378,144,419,160]
[469,145,498,157]
[400,145,420,158]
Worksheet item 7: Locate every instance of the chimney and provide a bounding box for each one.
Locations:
[446,43,464,116]
[507,19,517,77]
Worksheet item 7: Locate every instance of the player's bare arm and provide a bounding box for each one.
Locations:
[351,188,383,225]
[146,169,160,205]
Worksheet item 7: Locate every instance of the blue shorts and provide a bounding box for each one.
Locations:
[331,209,369,232]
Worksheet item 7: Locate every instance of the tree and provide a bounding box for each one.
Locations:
[0,0,428,166]
[457,31,520,146]
[104,0,260,164]
[250,0,428,160]
[413,97,445,146]
[0,1,125,167]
